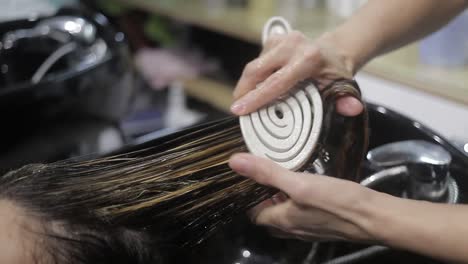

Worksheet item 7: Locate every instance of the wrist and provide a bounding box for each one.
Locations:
[359,190,418,247]
[316,30,370,75]
[347,189,400,244]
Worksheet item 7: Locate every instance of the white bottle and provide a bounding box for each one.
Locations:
[164,81,204,130]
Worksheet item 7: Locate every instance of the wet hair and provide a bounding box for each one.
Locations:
[0,79,368,263]
[0,118,272,264]
[2,166,163,264]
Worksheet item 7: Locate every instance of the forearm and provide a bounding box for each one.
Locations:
[367,192,468,263]
[319,0,468,73]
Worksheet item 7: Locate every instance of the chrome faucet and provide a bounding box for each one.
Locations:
[366,140,453,202]
[1,16,107,84]
[2,16,96,50]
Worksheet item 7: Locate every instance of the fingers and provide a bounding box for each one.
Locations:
[271,192,289,204]
[255,200,295,228]
[231,66,304,115]
[232,31,309,114]
[233,34,292,101]
[248,192,288,221]
[230,153,376,242]
[233,34,286,100]
[254,200,344,240]
[261,34,283,55]
[229,153,365,209]
[231,29,365,117]
[228,153,304,196]
[267,226,341,242]
[229,152,327,204]
[232,47,288,101]
[254,200,359,242]
[336,97,364,116]
[231,44,328,115]
[229,152,329,204]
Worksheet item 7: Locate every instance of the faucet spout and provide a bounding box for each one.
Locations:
[367,140,452,202]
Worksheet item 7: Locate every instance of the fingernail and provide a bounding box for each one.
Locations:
[337,97,363,117]
[229,155,251,175]
[230,101,246,115]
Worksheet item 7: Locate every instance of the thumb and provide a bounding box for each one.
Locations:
[336,97,363,116]
[228,153,305,196]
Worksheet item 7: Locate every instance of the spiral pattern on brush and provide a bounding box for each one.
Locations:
[240,82,323,171]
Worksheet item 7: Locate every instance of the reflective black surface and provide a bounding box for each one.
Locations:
[129,103,467,264]
[0,7,134,120]
[0,7,134,170]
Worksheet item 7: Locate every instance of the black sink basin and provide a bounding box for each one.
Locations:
[130,103,467,264]
[0,7,134,142]
[0,7,135,165]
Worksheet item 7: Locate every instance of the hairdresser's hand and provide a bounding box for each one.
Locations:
[231,32,363,117]
[228,153,377,242]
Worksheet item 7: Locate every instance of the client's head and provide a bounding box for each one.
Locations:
[0,163,161,264]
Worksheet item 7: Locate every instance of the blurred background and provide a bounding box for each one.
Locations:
[0,0,467,172]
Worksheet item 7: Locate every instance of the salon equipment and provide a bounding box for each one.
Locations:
[365,140,458,203]
[240,17,368,181]
[0,7,133,121]
[0,6,132,171]
[2,15,97,50]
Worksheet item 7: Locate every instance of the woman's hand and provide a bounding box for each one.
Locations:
[228,153,378,242]
[230,31,363,117]
[229,153,468,263]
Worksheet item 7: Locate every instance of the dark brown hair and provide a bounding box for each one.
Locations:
[0,79,368,263]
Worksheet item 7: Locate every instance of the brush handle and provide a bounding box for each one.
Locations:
[240,17,324,171]
[261,16,292,44]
